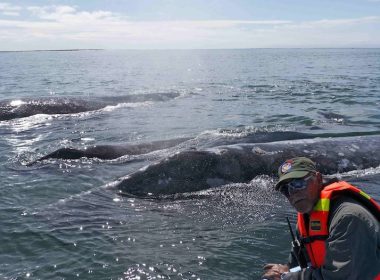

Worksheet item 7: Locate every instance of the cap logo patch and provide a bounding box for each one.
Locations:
[281,162,292,174]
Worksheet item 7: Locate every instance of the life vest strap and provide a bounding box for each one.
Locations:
[301,235,329,244]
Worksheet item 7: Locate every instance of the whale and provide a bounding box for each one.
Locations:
[33,131,310,161]
[32,131,379,163]
[31,131,330,165]
[31,137,191,163]
[0,92,180,121]
[115,135,380,197]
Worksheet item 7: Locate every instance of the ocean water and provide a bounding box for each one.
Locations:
[0,49,380,279]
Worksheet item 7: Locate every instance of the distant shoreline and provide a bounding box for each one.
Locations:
[0,47,379,53]
[0,49,104,53]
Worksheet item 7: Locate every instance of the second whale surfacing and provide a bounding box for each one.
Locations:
[115,135,380,197]
[32,132,318,163]
[0,92,181,121]
[32,138,191,163]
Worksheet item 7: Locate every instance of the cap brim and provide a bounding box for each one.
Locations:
[275,170,310,190]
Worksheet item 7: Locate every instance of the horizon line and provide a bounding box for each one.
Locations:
[1,47,380,53]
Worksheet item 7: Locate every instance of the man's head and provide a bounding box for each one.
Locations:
[275,157,323,214]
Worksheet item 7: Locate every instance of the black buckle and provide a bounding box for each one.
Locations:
[301,235,328,244]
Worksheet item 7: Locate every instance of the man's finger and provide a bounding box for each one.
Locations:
[263,263,277,270]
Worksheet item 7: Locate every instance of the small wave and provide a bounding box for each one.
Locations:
[197,126,380,147]
[241,84,276,89]
[328,165,380,180]
[30,182,119,216]
[318,111,347,124]
[199,125,297,139]
[101,101,153,112]
[0,113,54,132]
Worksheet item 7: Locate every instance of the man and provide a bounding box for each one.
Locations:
[262,157,380,280]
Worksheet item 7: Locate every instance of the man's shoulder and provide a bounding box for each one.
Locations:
[329,195,378,229]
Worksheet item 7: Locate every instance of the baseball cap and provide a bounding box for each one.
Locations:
[275,157,317,190]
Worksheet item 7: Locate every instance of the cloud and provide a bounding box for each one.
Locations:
[0,5,293,45]
[293,16,380,28]
[258,16,380,48]
[27,5,77,19]
[27,5,118,22]
[0,2,21,16]
[0,3,379,50]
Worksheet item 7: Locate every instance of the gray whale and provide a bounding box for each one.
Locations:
[31,131,317,163]
[115,135,380,196]
[0,92,180,121]
[32,138,191,163]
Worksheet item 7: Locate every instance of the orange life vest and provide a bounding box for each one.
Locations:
[297,181,380,270]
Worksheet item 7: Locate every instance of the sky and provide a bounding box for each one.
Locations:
[0,0,379,50]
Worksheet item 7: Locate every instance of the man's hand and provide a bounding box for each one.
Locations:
[262,263,289,280]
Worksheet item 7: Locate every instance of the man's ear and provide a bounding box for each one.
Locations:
[316,172,323,184]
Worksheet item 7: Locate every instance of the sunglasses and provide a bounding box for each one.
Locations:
[279,173,315,197]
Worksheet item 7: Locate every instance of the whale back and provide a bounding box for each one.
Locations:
[116,135,380,196]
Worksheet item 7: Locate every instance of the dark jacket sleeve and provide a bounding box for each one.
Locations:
[283,197,380,280]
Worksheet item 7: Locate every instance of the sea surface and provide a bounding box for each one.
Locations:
[0,49,380,279]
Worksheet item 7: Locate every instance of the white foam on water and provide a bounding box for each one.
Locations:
[329,165,380,180]
[102,101,153,112]
[10,99,26,107]
[199,125,297,139]
[81,137,95,142]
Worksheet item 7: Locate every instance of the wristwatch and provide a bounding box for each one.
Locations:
[280,272,289,280]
